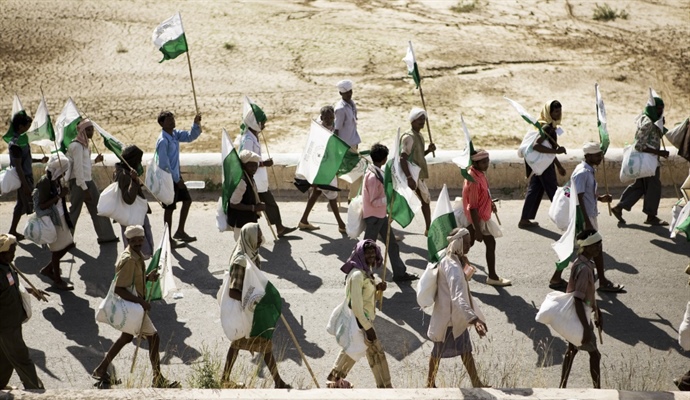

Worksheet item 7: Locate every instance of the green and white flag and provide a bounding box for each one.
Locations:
[26,95,56,148]
[384,128,421,228]
[55,98,82,153]
[402,41,421,89]
[3,94,28,146]
[451,114,475,183]
[243,259,282,339]
[296,120,351,185]
[146,224,177,301]
[152,12,188,63]
[671,201,690,241]
[595,83,610,155]
[505,97,547,138]
[427,184,457,262]
[220,128,243,213]
[552,180,578,270]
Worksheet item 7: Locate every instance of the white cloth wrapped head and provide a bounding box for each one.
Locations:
[337,80,353,93]
[471,149,489,161]
[45,154,70,180]
[583,142,602,155]
[446,227,470,257]
[409,107,426,123]
[0,234,17,253]
[576,231,602,254]
[239,150,261,164]
[124,225,145,239]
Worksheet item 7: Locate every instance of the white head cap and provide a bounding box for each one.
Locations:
[409,107,426,122]
[337,80,353,93]
[583,142,602,155]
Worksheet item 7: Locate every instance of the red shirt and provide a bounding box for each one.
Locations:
[462,166,492,222]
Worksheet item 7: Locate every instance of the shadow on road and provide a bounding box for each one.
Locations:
[172,245,217,299]
[261,241,324,294]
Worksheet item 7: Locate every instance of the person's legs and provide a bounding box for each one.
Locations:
[221,346,240,383]
[329,199,346,229]
[262,350,290,388]
[363,217,385,242]
[461,353,485,387]
[147,333,161,381]
[0,327,43,389]
[377,217,407,279]
[164,209,174,240]
[68,179,85,230]
[365,338,392,388]
[615,179,645,212]
[560,343,578,388]
[299,188,322,226]
[259,191,290,232]
[85,181,117,241]
[520,174,545,223]
[642,168,662,219]
[327,349,356,381]
[588,350,601,389]
[426,356,440,388]
[484,235,498,280]
[93,332,134,378]
[177,200,192,235]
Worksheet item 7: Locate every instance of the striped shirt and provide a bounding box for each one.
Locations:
[462,166,492,222]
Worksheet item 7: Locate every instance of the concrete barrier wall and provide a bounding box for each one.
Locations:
[2,149,687,199]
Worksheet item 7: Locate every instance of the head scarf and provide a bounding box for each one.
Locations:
[124,225,145,239]
[75,119,93,148]
[341,239,382,276]
[45,154,70,180]
[229,222,261,268]
[241,96,267,133]
[470,149,489,161]
[239,149,261,164]
[583,142,602,155]
[408,107,426,123]
[446,228,470,258]
[0,234,17,253]
[577,231,603,254]
[337,80,353,93]
[538,100,561,128]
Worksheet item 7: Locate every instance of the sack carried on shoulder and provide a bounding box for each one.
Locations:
[518,131,556,176]
[535,291,592,346]
[218,271,252,341]
[145,153,175,206]
[97,182,148,227]
[23,214,57,245]
[416,262,438,309]
[0,167,21,194]
[620,144,657,183]
[549,182,572,232]
[346,195,365,239]
[326,273,367,361]
[95,276,145,336]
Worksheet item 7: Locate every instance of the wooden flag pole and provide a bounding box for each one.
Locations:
[377,193,395,311]
[279,314,320,388]
[661,137,681,199]
[90,138,113,183]
[596,84,613,216]
[260,132,280,192]
[417,84,435,157]
[244,171,278,241]
[178,13,199,115]
[10,263,48,302]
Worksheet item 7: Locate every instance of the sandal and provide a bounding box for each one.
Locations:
[172,232,197,243]
[644,217,669,226]
[152,376,181,388]
[598,281,624,292]
[518,220,539,229]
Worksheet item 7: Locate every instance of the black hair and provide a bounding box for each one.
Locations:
[121,145,144,168]
[576,229,597,241]
[320,105,334,117]
[550,100,562,110]
[157,111,173,127]
[11,112,32,130]
[370,143,389,163]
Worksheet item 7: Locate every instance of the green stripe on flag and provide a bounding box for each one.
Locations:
[158,33,188,62]
[384,160,415,228]
[313,135,350,185]
[675,217,690,242]
[250,282,282,339]
[410,62,421,89]
[3,110,29,147]
[222,148,243,214]
[146,248,163,301]
[427,213,456,262]
[599,123,610,155]
[61,117,82,152]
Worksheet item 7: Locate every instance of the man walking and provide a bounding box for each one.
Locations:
[155,111,202,247]
[334,80,362,201]
[67,119,118,244]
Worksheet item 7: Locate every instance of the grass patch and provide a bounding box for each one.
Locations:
[223,42,236,51]
[592,3,629,21]
[188,348,222,389]
[450,0,477,13]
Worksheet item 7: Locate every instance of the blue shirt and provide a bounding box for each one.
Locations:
[155,124,201,183]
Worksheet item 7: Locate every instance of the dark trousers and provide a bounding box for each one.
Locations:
[0,327,43,389]
[677,369,690,391]
[363,216,406,278]
[259,191,282,226]
[520,162,558,220]
[68,179,117,241]
[618,167,661,217]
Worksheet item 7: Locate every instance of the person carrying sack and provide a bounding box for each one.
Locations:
[91,225,180,389]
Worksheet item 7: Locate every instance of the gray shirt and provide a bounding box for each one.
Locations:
[571,161,597,218]
[334,99,360,147]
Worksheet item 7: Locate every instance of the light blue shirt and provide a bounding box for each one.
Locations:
[155,124,201,183]
[571,161,598,217]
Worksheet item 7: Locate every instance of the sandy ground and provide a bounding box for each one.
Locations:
[1,0,689,156]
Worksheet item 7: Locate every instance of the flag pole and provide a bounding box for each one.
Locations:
[377,193,395,311]
[279,314,320,388]
[417,84,435,158]
[89,138,113,183]
[259,131,280,193]
[661,137,681,199]
[596,84,612,216]
[243,171,278,240]
[10,263,48,302]
[178,12,199,115]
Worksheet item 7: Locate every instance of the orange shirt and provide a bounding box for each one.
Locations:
[462,166,492,222]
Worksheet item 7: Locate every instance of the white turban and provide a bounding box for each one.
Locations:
[0,234,17,253]
[576,231,603,254]
[45,154,70,180]
[583,142,602,155]
[124,225,145,239]
[446,228,470,257]
[337,80,353,93]
[239,150,261,164]
[409,107,426,123]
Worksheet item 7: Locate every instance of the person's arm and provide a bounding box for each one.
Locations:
[635,120,669,157]
[399,135,417,190]
[445,261,478,324]
[175,114,203,143]
[553,158,566,176]
[228,180,265,212]
[348,272,373,331]
[155,139,177,182]
[38,180,66,210]
[363,173,386,208]
[117,170,140,205]
[577,193,593,231]
[333,106,344,138]
[533,136,566,154]
[114,260,151,311]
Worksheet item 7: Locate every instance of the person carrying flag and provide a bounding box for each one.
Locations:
[400,107,436,234]
[227,150,264,240]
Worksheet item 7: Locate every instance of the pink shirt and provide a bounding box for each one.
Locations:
[362,166,387,218]
[462,166,492,222]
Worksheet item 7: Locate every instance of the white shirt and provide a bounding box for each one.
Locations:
[334,99,360,146]
[67,142,92,190]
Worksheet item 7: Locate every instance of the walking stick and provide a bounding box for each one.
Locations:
[90,138,113,183]
[279,314,320,388]
[178,13,199,115]
[10,263,48,302]
[661,137,681,199]
[601,155,613,216]
[244,171,278,241]
[417,84,435,158]
[130,289,153,374]
[377,193,396,311]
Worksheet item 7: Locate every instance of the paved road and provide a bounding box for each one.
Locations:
[3,193,689,391]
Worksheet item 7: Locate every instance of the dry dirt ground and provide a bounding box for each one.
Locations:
[1,0,689,156]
